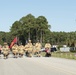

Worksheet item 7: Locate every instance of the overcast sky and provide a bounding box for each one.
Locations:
[0,0,76,32]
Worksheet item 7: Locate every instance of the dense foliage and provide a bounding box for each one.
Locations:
[10,14,51,45]
[0,14,76,47]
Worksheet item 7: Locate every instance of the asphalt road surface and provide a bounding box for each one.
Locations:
[0,54,76,75]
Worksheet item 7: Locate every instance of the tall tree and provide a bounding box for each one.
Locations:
[20,14,36,41]
[36,16,51,43]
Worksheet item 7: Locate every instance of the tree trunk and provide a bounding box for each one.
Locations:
[42,32,44,43]
[36,29,38,41]
[28,28,30,40]
[40,30,42,44]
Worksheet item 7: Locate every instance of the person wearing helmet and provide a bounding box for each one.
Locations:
[45,40,51,57]
[26,40,33,57]
[12,43,18,58]
[2,42,10,59]
[35,40,42,57]
[18,44,24,58]
[0,44,2,56]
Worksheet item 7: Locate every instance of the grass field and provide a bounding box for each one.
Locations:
[41,51,76,60]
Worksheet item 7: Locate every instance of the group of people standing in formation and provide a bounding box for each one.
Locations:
[0,40,51,59]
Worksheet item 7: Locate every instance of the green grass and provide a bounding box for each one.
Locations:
[41,51,76,60]
[41,52,46,57]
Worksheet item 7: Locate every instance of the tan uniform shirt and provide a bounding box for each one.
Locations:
[2,45,10,55]
[32,45,36,53]
[12,45,18,54]
[35,43,42,52]
[18,45,24,54]
[27,43,33,52]
[45,43,51,50]
[24,44,29,51]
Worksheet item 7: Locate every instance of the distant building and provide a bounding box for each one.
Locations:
[60,47,70,52]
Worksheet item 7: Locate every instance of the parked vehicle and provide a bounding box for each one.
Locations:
[41,47,57,52]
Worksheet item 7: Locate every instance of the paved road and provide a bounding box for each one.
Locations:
[0,55,76,75]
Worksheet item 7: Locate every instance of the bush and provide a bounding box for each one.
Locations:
[70,47,76,52]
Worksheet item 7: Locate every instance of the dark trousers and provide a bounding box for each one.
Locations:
[0,50,1,55]
[45,52,51,57]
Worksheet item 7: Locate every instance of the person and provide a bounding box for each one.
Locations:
[12,43,18,58]
[25,40,33,57]
[45,41,51,57]
[0,45,2,55]
[2,42,10,59]
[35,40,42,57]
[24,43,29,56]
[18,44,24,58]
[32,43,36,56]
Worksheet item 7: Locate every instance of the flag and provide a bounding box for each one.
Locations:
[10,37,17,48]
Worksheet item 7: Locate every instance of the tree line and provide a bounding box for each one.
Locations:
[0,14,76,47]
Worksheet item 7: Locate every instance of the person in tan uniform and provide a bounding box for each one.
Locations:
[26,40,33,57]
[2,42,10,59]
[24,43,29,53]
[45,41,51,57]
[0,45,2,56]
[12,43,18,58]
[32,43,36,55]
[18,44,24,58]
[35,40,42,57]
[24,43,29,56]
